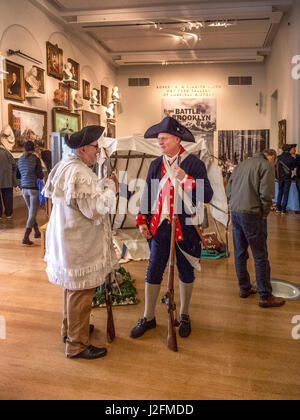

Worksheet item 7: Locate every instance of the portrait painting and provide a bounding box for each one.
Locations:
[278,120,287,150]
[82,110,101,128]
[83,80,91,100]
[59,83,71,110]
[35,67,46,94]
[107,122,116,138]
[4,60,25,102]
[47,42,63,80]
[8,104,47,151]
[101,85,109,107]
[53,108,81,135]
[64,58,80,90]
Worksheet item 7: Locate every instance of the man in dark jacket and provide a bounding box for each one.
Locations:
[130,117,213,339]
[276,144,296,214]
[0,144,17,219]
[227,150,285,309]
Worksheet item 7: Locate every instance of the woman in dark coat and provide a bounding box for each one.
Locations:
[17,141,44,245]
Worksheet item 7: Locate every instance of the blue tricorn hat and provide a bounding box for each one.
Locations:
[65,125,105,149]
[144,117,195,143]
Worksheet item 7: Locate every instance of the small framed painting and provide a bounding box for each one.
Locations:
[101,85,109,107]
[4,60,25,102]
[53,108,81,135]
[83,80,91,100]
[82,110,101,128]
[46,41,63,80]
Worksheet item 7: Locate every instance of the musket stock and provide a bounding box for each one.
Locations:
[105,273,116,343]
[104,155,116,343]
[162,156,181,352]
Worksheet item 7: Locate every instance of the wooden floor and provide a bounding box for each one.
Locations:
[1,205,300,400]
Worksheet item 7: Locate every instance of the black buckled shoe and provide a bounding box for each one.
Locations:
[130,317,156,339]
[68,345,107,360]
[179,314,191,338]
[63,324,95,344]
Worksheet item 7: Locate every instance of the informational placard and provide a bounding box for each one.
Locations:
[162,97,217,133]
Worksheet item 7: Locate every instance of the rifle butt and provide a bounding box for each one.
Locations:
[167,317,178,352]
[107,308,116,343]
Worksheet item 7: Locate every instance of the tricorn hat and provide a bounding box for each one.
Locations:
[144,117,195,143]
[282,143,297,152]
[65,125,105,149]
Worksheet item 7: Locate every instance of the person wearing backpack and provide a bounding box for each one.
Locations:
[276,144,297,214]
[17,141,44,245]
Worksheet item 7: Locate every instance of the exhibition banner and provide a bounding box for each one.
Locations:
[162,98,217,133]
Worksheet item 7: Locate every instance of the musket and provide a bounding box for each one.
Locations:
[104,156,116,343]
[161,156,181,352]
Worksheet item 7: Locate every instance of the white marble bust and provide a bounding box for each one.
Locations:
[0,125,15,151]
[106,102,115,119]
[74,92,83,109]
[25,66,41,98]
[63,62,74,81]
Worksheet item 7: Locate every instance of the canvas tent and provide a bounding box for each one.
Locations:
[98,136,230,262]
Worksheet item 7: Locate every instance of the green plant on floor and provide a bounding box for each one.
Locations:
[92,267,139,308]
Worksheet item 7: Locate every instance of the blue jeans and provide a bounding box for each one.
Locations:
[22,189,39,229]
[146,220,195,285]
[277,178,292,211]
[296,179,300,210]
[232,212,272,300]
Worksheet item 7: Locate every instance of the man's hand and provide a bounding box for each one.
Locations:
[110,173,119,194]
[139,224,152,240]
[173,165,186,182]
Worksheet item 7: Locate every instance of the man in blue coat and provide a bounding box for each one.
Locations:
[276,144,296,214]
[130,117,213,339]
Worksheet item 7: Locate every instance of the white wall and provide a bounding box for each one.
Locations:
[266,0,300,148]
[116,62,268,155]
[0,0,117,142]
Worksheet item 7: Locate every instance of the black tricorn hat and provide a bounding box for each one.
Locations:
[65,125,105,149]
[144,117,195,143]
[282,143,297,152]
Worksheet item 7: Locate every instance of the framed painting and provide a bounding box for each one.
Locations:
[8,104,47,151]
[35,67,46,94]
[63,58,80,90]
[82,110,101,128]
[278,120,287,150]
[53,108,81,135]
[82,80,91,100]
[59,83,71,110]
[107,122,116,138]
[4,60,25,102]
[46,41,63,80]
[101,85,109,107]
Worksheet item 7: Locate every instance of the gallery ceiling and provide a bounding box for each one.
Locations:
[30,0,293,66]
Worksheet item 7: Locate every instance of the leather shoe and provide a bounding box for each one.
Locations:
[259,296,285,308]
[240,286,258,299]
[63,324,94,344]
[179,314,191,338]
[130,317,156,339]
[68,345,107,360]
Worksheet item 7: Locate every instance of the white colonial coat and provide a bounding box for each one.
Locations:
[43,154,118,290]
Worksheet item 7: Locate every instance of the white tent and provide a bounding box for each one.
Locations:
[98,136,230,262]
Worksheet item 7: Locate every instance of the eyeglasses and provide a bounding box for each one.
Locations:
[87,144,100,150]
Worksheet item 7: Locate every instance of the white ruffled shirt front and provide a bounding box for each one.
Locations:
[43,154,118,290]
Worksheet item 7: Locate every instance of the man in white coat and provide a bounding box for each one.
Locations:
[43,126,119,360]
